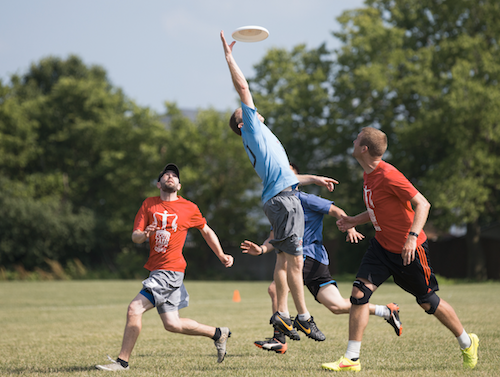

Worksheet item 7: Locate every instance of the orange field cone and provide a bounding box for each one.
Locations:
[232,289,241,302]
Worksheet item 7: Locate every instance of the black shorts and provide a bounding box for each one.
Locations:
[303,256,337,302]
[356,238,439,302]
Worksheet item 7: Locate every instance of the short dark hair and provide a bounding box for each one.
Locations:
[289,162,300,174]
[229,109,242,136]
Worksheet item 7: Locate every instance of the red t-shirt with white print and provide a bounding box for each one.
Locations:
[363,161,427,253]
[133,196,206,272]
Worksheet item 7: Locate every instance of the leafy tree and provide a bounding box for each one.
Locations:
[0,55,266,278]
[332,0,500,279]
[250,44,334,171]
[0,55,170,272]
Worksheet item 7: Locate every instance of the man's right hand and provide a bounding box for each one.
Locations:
[240,240,263,256]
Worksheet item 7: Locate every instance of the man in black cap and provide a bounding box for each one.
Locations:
[96,163,234,371]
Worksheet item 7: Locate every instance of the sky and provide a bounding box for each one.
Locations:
[0,0,366,114]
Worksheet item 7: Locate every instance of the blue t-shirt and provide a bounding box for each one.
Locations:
[296,191,333,265]
[241,103,298,204]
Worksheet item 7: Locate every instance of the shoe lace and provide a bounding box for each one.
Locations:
[308,317,319,331]
[106,355,118,364]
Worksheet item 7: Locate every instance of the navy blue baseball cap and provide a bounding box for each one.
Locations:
[158,163,180,182]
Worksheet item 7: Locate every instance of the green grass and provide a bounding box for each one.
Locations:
[0,280,498,376]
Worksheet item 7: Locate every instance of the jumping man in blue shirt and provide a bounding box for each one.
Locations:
[221,30,337,341]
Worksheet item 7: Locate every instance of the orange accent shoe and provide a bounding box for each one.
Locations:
[254,337,288,354]
[386,303,402,336]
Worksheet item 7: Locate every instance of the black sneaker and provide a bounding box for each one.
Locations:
[270,312,300,341]
[254,337,288,354]
[385,303,402,336]
[293,315,326,341]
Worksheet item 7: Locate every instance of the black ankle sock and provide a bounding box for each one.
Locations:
[116,358,128,368]
[212,327,221,341]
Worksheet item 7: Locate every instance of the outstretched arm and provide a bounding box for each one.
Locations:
[336,211,371,232]
[297,174,339,192]
[241,230,275,256]
[199,224,234,267]
[221,30,254,108]
[328,205,365,243]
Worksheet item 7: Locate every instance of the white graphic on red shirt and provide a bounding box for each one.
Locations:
[151,210,178,253]
[363,185,382,231]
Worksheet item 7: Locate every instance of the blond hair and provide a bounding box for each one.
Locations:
[359,127,387,157]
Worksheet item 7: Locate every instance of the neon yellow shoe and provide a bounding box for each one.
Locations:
[322,356,361,372]
[461,333,479,369]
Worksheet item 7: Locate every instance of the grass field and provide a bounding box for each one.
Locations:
[0,280,498,376]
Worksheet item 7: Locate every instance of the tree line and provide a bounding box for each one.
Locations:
[1,0,498,280]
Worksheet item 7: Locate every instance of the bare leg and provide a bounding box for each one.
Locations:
[274,252,289,313]
[421,299,464,337]
[160,310,216,337]
[268,281,278,314]
[308,283,378,316]
[285,253,308,314]
[317,284,351,314]
[348,279,377,341]
[118,294,154,362]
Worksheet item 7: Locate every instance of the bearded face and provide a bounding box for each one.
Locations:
[160,181,176,193]
[158,171,180,193]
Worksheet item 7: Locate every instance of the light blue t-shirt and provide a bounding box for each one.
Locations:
[296,191,333,265]
[241,103,298,204]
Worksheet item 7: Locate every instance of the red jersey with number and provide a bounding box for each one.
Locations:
[363,161,426,253]
[133,196,207,272]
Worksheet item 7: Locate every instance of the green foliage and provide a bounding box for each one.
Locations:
[0,55,171,273]
[0,55,265,278]
[3,1,499,280]
[0,180,96,269]
[333,0,500,230]
[330,0,500,279]
[245,1,500,278]
[250,44,334,171]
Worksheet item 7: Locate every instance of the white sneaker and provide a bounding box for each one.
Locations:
[214,327,231,363]
[95,355,129,371]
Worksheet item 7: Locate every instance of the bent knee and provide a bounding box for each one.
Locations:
[163,321,182,333]
[350,280,373,305]
[329,306,350,315]
[417,292,440,315]
[127,302,145,317]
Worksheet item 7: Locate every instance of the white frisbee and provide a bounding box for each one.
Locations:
[232,25,269,43]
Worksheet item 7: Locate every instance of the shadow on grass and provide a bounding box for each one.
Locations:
[1,366,95,374]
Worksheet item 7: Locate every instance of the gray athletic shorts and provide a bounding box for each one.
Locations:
[140,270,189,314]
[263,190,304,256]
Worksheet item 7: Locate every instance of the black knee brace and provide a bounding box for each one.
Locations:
[417,292,441,314]
[350,280,373,305]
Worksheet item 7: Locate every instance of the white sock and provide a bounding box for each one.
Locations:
[298,312,311,321]
[457,329,471,349]
[278,311,290,319]
[345,340,361,360]
[374,305,390,319]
